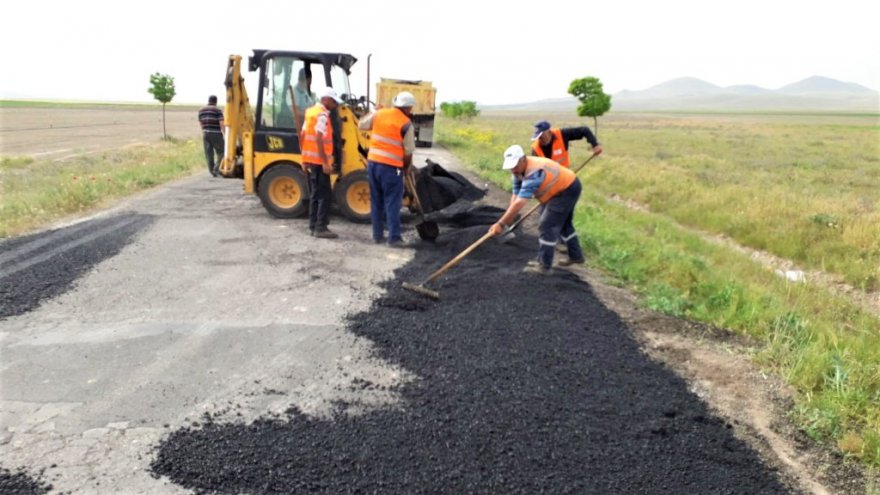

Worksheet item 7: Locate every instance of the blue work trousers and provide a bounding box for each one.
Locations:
[538,178,584,268]
[367,161,404,243]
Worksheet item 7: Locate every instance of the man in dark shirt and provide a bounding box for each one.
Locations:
[530,119,603,255]
[198,95,225,177]
[531,120,602,167]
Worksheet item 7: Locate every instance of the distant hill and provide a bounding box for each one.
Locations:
[483,76,879,112]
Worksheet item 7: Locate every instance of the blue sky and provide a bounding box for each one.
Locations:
[3,0,878,105]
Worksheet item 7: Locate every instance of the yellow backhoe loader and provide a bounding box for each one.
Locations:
[219,50,373,221]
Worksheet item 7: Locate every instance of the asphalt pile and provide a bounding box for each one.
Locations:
[409,159,505,229]
[0,466,52,495]
[414,159,487,215]
[151,226,797,494]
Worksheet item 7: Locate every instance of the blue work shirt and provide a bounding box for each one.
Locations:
[512,169,546,199]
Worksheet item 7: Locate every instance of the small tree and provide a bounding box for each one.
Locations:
[148,73,176,139]
[568,77,611,136]
[440,101,479,119]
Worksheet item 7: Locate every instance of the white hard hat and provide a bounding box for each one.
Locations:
[502,145,525,170]
[319,87,343,104]
[393,91,416,108]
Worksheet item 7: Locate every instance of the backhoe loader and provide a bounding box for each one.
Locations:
[219,50,373,221]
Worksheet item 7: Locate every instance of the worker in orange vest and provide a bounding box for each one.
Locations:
[301,88,343,239]
[359,91,416,247]
[489,145,585,275]
[531,120,602,167]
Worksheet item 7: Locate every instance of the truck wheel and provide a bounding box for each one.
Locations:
[334,169,371,223]
[257,164,308,218]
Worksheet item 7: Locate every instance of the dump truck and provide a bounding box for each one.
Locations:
[375,78,436,148]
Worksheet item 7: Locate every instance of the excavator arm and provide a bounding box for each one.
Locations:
[219,55,254,184]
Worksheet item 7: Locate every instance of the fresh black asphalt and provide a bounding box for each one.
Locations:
[151,226,798,494]
[0,213,154,320]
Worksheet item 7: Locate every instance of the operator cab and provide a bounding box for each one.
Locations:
[249,50,361,161]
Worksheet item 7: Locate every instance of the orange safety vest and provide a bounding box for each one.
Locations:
[301,103,333,166]
[367,108,411,168]
[522,156,576,203]
[531,128,570,168]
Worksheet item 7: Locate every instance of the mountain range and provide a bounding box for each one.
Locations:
[487,76,879,112]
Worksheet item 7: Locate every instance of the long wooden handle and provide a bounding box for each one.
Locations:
[506,201,542,231]
[424,231,495,284]
[420,153,600,285]
[404,171,425,216]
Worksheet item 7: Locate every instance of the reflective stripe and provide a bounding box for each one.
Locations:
[301,103,333,165]
[302,151,323,160]
[539,238,557,246]
[526,157,576,203]
[368,108,410,167]
[371,133,403,147]
[535,165,561,199]
[561,232,577,242]
[531,128,570,167]
[370,148,404,161]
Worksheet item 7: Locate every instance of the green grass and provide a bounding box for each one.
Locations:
[0,140,204,238]
[438,112,880,290]
[436,111,880,467]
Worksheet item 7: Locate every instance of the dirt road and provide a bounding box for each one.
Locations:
[0,144,863,493]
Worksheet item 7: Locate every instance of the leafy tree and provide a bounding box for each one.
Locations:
[440,101,479,119]
[148,73,176,139]
[568,77,611,136]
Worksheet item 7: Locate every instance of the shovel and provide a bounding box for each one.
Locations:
[404,169,439,241]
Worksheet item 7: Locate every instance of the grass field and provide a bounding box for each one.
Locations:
[437,110,880,467]
[0,140,204,238]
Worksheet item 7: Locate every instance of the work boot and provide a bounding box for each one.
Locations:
[557,257,586,267]
[522,264,552,276]
[313,228,338,239]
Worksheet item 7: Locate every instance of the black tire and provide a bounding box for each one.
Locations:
[333,169,371,223]
[257,164,308,218]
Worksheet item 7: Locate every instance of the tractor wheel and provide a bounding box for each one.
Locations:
[334,169,371,223]
[257,164,308,218]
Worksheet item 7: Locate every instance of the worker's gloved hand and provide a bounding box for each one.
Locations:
[322,162,334,175]
[488,222,505,236]
[592,145,603,156]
